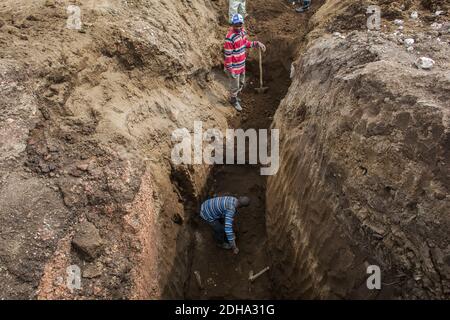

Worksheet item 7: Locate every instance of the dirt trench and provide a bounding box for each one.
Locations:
[2,0,447,300]
[161,0,315,299]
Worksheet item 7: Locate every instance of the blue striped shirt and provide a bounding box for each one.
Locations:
[200,196,238,242]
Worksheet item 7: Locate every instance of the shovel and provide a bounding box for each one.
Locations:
[249,266,270,282]
[255,47,269,94]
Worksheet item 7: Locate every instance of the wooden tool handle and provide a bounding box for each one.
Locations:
[259,48,264,87]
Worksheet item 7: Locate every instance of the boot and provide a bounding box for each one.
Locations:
[217,242,232,250]
[230,97,242,111]
[295,5,310,13]
[296,0,310,12]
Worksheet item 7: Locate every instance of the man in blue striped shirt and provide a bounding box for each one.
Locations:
[200,196,250,254]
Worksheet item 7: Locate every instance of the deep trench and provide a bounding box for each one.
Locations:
[181,59,290,299]
[162,0,317,299]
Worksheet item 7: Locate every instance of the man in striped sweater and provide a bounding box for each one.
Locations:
[224,14,266,111]
[200,196,251,254]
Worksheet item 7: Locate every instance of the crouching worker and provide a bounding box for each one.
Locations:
[229,0,247,23]
[200,196,250,254]
[224,14,266,111]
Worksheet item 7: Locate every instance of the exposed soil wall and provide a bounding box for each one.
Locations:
[0,0,232,299]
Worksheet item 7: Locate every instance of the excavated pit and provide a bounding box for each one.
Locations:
[158,1,310,299]
[1,0,448,300]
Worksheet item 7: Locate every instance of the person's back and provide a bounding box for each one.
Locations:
[200,196,237,222]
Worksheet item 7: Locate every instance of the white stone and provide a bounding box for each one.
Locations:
[332,32,345,39]
[404,38,415,46]
[434,10,443,16]
[394,19,404,26]
[431,22,442,30]
[410,11,418,19]
[415,57,435,70]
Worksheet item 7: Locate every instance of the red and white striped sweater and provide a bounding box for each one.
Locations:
[224,28,257,75]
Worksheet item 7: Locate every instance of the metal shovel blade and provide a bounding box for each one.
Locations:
[255,86,269,94]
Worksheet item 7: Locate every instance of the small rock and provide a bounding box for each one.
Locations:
[44,0,56,7]
[415,57,435,70]
[404,38,415,46]
[410,11,418,20]
[431,22,442,30]
[72,221,104,261]
[69,168,83,177]
[332,32,345,39]
[76,163,89,171]
[434,11,443,17]
[394,19,404,26]
[83,263,103,279]
[39,163,50,173]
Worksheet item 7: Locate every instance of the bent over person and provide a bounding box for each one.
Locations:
[200,196,250,254]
